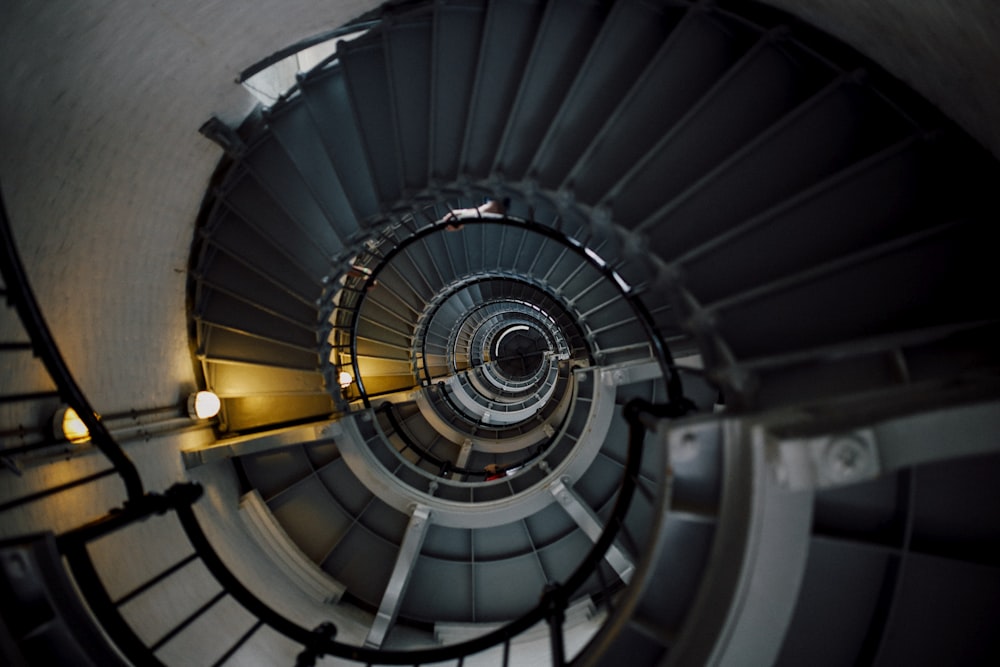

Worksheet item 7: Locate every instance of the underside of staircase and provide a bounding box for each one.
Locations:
[2,0,999,665]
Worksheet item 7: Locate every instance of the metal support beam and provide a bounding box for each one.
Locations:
[364,505,432,648]
[336,368,615,529]
[181,419,342,468]
[600,358,663,388]
[239,490,346,604]
[769,398,1000,492]
[549,478,635,584]
[666,395,1000,665]
[198,115,246,157]
[666,419,813,667]
[452,438,474,481]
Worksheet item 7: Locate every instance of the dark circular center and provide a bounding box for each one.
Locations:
[494,326,548,379]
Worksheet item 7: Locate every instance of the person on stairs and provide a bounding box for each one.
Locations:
[484,463,507,481]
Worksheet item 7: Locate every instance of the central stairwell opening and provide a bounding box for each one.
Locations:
[3,0,1000,665]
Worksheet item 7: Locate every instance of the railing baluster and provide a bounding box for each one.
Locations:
[0,468,118,513]
[113,553,199,607]
[1,436,66,458]
[595,559,615,614]
[617,518,641,560]
[61,538,169,667]
[0,389,60,404]
[1,190,145,501]
[3,137,686,667]
[547,607,566,667]
[211,619,264,667]
[148,589,227,652]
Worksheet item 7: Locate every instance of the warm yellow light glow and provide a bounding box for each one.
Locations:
[60,407,91,444]
[188,391,221,420]
[338,371,354,389]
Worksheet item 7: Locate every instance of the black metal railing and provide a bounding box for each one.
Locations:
[376,401,549,481]
[1,182,689,665]
[337,209,683,412]
[0,187,144,507]
[160,394,664,666]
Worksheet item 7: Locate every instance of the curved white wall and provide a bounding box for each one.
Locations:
[2,0,996,419]
[1,0,998,662]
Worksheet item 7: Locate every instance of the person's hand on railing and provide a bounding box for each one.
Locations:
[484,463,507,481]
[345,264,377,290]
[441,198,507,231]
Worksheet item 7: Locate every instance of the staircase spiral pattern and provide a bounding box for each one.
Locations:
[187,0,1000,659]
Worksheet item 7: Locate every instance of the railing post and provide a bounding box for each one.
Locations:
[0,186,145,502]
[295,622,337,667]
[543,583,568,667]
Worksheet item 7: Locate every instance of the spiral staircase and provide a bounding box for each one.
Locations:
[3,0,1000,665]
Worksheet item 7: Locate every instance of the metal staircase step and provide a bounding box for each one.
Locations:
[242,135,348,259]
[566,9,753,204]
[340,31,404,205]
[459,0,546,179]
[198,326,319,370]
[679,137,925,303]
[492,0,609,180]
[268,97,362,237]
[300,65,381,220]
[196,247,316,322]
[202,210,321,302]
[196,289,317,349]
[429,0,487,183]
[384,9,433,192]
[223,171,333,277]
[530,0,686,189]
[604,35,821,226]
[639,75,890,238]
[709,219,993,361]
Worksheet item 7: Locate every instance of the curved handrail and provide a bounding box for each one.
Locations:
[377,401,547,479]
[377,401,457,474]
[422,277,585,386]
[459,366,556,406]
[3,178,687,664]
[0,184,144,502]
[470,359,553,397]
[238,19,381,86]
[432,381,529,438]
[444,363,561,426]
[171,396,672,665]
[345,211,683,411]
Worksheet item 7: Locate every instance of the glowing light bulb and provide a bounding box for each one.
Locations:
[59,407,91,444]
[188,391,221,420]
[338,371,353,389]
